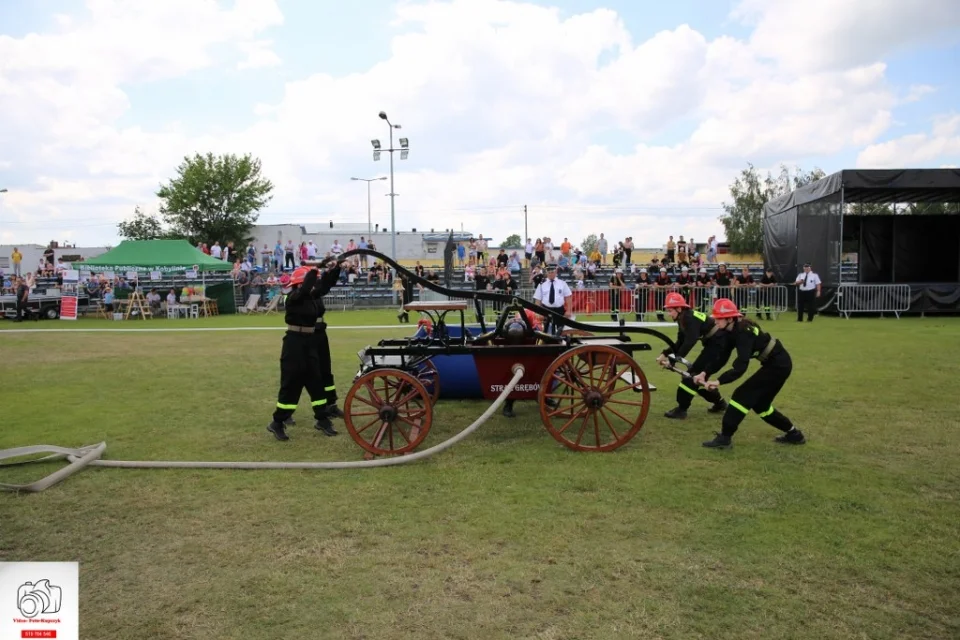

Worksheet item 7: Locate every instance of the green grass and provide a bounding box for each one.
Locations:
[2,313,959,639]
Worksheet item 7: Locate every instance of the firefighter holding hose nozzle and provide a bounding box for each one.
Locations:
[266,266,332,441]
[693,298,806,449]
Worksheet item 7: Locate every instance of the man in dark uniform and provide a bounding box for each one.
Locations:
[15,277,31,322]
[695,298,806,449]
[474,266,490,324]
[657,292,729,418]
[266,266,329,441]
[758,267,777,320]
[443,231,456,287]
[694,267,711,312]
[675,266,694,305]
[306,261,344,434]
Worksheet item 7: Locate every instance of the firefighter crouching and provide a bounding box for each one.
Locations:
[267,266,331,442]
[693,298,806,449]
[655,292,729,419]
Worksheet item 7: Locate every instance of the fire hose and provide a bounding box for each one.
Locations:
[0,366,526,494]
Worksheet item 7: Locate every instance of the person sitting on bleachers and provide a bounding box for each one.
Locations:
[146,288,162,315]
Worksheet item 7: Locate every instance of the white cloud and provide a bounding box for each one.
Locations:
[856,113,960,167]
[0,0,956,250]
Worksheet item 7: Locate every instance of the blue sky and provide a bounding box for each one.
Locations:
[1,0,958,247]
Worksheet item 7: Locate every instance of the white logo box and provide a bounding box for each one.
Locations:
[0,562,79,640]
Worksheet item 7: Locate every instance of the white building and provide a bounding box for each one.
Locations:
[250,223,486,262]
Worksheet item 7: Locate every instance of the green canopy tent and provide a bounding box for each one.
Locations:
[80,240,233,273]
[79,240,237,313]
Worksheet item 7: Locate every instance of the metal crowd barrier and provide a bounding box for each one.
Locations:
[445,285,791,322]
[836,284,911,318]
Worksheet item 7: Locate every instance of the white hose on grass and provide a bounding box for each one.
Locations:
[0,365,526,494]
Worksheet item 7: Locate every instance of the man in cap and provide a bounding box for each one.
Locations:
[533,265,572,334]
[794,263,821,322]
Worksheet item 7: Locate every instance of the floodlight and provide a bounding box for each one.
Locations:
[378,176,387,180]
[0,188,8,193]
[378,111,388,120]
[399,138,408,148]
[373,151,381,161]
[371,139,381,149]
[400,150,409,160]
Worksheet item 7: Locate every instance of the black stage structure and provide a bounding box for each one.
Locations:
[763,169,960,314]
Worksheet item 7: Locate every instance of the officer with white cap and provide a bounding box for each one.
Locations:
[795,262,821,321]
[533,265,572,334]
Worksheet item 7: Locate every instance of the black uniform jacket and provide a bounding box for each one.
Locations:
[310,265,342,320]
[716,321,787,385]
[284,269,320,328]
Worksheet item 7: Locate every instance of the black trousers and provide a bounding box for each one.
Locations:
[15,300,27,320]
[676,349,724,410]
[797,289,816,321]
[310,322,337,407]
[721,353,794,437]
[273,331,327,423]
[634,289,648,316]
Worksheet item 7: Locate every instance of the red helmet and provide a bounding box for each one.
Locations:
[289,266,313,287]
[664,292,689,309]
[711,297,742,319]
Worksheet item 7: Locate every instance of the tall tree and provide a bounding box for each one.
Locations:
[580,233,599,255]
[117,206,172,240]
[155,152,273,247]
[720,163,826,254]
[501,233,522,248]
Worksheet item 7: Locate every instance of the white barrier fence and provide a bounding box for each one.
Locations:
[836,284,911,318]
[422,285,792,322]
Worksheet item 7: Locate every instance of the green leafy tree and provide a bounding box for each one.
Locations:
[501,233,523,249]
[153,152,273,247]
[117,206,174,240]
[720,164,826,254]
[580,233,599,255]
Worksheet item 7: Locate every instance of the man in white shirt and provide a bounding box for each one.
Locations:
[795,262,822,322]
[533,265,572,334]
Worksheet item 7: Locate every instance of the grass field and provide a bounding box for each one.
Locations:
[2,311,959,639]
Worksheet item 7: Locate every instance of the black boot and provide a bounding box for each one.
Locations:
[544,398,558,409]
[664,407,687,419]
[283,417,296,426]
[610,313,618,321]
[267,421,289,441]
[708,400,728,413]
[702,432,732,449]
[774,428,806,445]
[502,399,516,418]
[326,404,345,419]
[314,416,338,436]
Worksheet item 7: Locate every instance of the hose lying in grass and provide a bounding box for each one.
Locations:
[0,365,526,494]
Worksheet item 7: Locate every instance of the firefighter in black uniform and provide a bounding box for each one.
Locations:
[609,268,626,320]
[634,268,653,320]
[758,267,776,320]
[657,292,729,418]
[474,267,490,324]
[306,261,343,435]
[694,298,806,449]
[266,266,330,441]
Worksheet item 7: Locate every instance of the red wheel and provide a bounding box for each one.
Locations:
[344,369,433,456]
[413,358,440,404]
[538,344,651,452]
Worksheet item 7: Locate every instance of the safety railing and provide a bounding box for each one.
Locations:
[424,285,791,323]
[836,284,911,318]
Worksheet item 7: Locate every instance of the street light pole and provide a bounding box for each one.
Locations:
[370,111,410,263]
[350,177,387,239]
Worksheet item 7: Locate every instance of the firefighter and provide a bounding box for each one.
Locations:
[655,292,729,419]
[266,266,330,441]
[306,261,344,434]
[693,298,806,449]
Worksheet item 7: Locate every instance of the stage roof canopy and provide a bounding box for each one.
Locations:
[765,168,960,217]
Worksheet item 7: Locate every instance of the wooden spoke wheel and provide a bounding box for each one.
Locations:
[538,344,651,452]
[413,358,441,404]
[344,368,433,457]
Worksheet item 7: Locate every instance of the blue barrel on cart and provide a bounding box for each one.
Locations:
[413,323,485,399]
